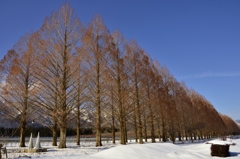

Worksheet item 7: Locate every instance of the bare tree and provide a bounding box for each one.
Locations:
[175,82,190,141]
[156,65,170,142]
[108,31,129,144]
[35,3,84,148]
[1,4,238,147]
[0,33,38,147]
[141,54,156,143]
[126,40,145,144]
[71,48,88,145]
[81,15,110,147]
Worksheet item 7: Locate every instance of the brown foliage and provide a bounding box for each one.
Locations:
[1,3,239,149]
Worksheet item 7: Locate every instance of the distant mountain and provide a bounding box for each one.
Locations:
[236,120,240,125]
[0,113,18,128]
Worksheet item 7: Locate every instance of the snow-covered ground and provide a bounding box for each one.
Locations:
[3,137,240,159]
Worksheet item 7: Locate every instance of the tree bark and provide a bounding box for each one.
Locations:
[133,105,138,143]
[76,105,81,146]
[58,126,66,148]
[76,124,80,145]
[143,112,148,142]
[178,131,182,141]
[52,118,58,146]
[111,91,115,144]
[58,31,68,149]
[118,79,125,145]
[134,73,143,144]
[19,116,26,147]
[0,143,2,159]
[95,59,102,147]
[157,117,161,141]
[124,116,128,143]
[162,121,167,142]
[149,105,156,143]
[120,117,125,144]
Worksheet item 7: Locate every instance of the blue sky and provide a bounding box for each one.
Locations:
[0,0,240,120]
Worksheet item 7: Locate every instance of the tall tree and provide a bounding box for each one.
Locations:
[165,76,178,143]
[81,15,110,147]
[108,31,128,144]
[156,65,170,142]
[175,82,190,141]
[35,3,83,148]
[126,40,144,144]
[72,47,88,146]
[142,54,156,143]
[0,33,38,147]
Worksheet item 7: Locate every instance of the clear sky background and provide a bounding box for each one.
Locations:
[0,0,240,120]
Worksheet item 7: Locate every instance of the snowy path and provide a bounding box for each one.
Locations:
[4,138,240,159]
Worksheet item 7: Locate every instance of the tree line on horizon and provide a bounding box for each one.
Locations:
[0,3,239,148]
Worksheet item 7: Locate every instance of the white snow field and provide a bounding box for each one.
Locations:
[3,138,240,159]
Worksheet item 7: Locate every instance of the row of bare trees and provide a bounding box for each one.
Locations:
[0,3,239,148]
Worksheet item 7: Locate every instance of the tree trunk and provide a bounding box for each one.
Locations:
[170,132,175,144]
[76,126,80,145]
[194,133,197,140]
[58,127,66,148]
[19,118,26,147]
[95,108,102,147]
[112,124,115,144]
[162,121,166,142]
[124,117,128,143]
[95,122,102,147]
[146,84,155,143]
[58,31,68,149]
[95,98,102,146]
[76,118,80,145]
[149,109,156,143]
[143,113,147,142]
[120,99,126,144]
[157,118,161,141]
[119,116,125,144]
[52,119,58,146]
[123,105,128,143]
[178,131,182,141]
[95,50,102,147]
[132,58,143,144]
[76,101,81,146]
[133,105,138,143]
[200,131,204,140]
[118,81,125,145]
[52,130,57,146]
[135,83,143,144]
[185,133,188,141]
[0,143,2,159]
[137,108,143,144]
[190,133,193,142]
[111,97,115,144]
[58,77,67,148]
[20,70,29,147]
[95,89,102,147]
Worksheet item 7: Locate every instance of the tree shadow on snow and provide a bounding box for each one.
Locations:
[229,152,240,157]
